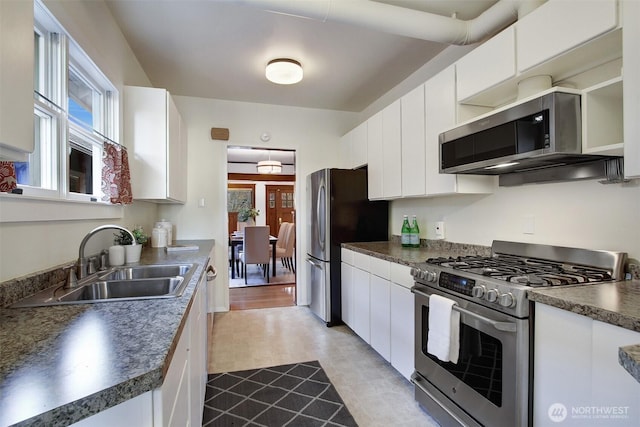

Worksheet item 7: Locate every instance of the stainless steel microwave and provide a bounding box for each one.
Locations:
[439,90,611,175]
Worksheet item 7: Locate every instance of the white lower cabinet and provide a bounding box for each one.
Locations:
[189,276,207,427]
[390,263,415,381]
[72,277,207,427]
[370,274,391,362]
[534,303,640,427]
[342,251,415,381]
[341,258,354,328]
[154,278,207,427]
[352,266,371,344]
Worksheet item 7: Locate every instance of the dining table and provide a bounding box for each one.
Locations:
[229,233,278,279]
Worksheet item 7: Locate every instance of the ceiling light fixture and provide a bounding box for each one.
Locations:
[257,160,282,174]
[265,58,303,85]
[256,151,282,174]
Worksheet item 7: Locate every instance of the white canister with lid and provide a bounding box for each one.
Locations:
[155,219,173,244]
[151,226,168,248]
[108,245,125,266]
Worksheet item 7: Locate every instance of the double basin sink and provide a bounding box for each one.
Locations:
[11,263,198,308]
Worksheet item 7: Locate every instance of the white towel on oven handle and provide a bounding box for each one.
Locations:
[427,294,460,364]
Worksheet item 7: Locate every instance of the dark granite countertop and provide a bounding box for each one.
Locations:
[527,280,640,332]
[0,240,214,427]
[619,345,640,384]
[342,240,491,266]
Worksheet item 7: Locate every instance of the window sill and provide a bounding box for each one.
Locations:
[0,193,124,223]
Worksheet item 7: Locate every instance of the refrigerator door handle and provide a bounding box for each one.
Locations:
[317,178,326,252]
[306,257,323,268]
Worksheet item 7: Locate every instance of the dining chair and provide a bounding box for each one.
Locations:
[271,222,290,255]
[275,224,295,273]
[239,225,270,284]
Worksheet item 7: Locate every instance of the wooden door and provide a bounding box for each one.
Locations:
[265,185,295,236]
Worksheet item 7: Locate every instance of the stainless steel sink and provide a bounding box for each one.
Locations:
[97,264,192,280]
[10,263,197,308]
[58,278,184,301]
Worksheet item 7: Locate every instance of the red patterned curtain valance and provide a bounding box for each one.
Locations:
[101,141,133,205]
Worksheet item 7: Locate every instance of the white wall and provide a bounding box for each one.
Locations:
[391,180,640,259]
[158,96,358,310]
[0,0,157,282]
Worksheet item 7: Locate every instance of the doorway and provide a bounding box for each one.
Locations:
[226,147,297,310]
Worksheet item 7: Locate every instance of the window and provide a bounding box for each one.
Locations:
[14,0,118,202]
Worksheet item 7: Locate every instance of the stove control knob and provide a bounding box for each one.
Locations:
[485,289,499,303]
[471,285,486,298]
[410,267,419,278]
[499,292,516,308]
[424,271,437,283]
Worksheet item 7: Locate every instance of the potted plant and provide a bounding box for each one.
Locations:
[114,225,148,245]
[237,207,260,224]
[114,225,148,263]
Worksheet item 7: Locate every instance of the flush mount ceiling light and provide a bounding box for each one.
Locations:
[265,58,303,85]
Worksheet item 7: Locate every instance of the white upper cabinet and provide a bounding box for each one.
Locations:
[341,122,368,170]
[124,86,187,203]
[456,27,516,103]
[351,122,368,169]
[425,66,495,196]
[382,100,402,199]
[623,0,640,178]
[339,130,352,169]
[0,0,34,160]
[401,85,426,197]
[367,110,384,199]
[517,0,618,73]
[458,0,621,108]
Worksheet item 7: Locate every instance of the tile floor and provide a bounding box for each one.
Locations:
[208,306,439,427]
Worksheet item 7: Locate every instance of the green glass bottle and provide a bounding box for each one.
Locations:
[401,215,411,247]
[410,215,420,248]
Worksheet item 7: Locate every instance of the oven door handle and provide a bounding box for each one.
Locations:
[411,287,517,333]
[411,373,472,426]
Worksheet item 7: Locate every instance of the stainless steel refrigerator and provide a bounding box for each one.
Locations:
[306,168,389,326]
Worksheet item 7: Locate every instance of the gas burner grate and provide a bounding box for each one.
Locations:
[426,254,615,287]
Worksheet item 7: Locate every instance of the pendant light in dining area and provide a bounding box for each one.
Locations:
[257,149,282,174]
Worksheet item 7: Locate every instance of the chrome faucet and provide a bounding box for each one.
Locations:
[76,224,136,281]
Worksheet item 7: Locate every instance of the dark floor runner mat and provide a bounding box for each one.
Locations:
[203,360,358,426]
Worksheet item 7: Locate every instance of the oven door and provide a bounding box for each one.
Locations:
[412,284,530,427]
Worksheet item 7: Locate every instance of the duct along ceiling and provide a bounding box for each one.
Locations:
[106,0,542,112]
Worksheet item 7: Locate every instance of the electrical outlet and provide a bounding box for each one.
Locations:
[434,221,445,240]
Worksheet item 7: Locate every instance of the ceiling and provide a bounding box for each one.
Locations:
[105,0,498,112]
[227,147,296,175]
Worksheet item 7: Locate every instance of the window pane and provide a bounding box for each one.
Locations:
[68,69,98,129]
[69,143,93,194]
[34,31,43,94]
[16,111,57,190]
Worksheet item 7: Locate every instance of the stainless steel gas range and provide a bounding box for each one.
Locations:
[410,240,627,427]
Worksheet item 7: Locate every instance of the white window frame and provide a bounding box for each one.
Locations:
[0,0,123,222]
